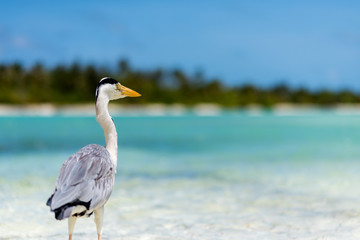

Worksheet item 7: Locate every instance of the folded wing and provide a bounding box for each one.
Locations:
[47,144,115,220]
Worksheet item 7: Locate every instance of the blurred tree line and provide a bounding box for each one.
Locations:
[0,60,359,107]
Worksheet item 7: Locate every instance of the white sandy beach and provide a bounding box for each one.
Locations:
[2,103,360,117]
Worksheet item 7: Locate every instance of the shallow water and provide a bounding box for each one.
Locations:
[1,112,360,239]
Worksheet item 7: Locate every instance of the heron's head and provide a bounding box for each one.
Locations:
[95,77,141,102]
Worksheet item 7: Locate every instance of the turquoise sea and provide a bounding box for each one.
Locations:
[1,110,360,239]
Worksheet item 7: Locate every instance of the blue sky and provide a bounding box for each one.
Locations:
[1,0,360,89]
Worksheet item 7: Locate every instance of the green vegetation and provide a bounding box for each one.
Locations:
[0,60,359,106]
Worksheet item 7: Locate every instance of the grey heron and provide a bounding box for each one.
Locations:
[46,77,141,240]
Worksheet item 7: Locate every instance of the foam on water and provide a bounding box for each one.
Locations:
[1,113,360,239]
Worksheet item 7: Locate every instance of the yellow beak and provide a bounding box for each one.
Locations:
[117,84,141,97]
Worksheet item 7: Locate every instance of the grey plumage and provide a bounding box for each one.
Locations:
[46,78,140,239]
[47,144,115,220]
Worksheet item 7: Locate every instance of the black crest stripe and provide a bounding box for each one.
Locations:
[98,77,118,86]
[95,77,118,101]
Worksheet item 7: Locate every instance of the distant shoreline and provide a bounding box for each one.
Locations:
[1,103,360,116]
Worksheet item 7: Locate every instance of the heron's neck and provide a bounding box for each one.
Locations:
[95,95,118,168]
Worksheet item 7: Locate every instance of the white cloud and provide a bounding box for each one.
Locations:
[12,36,30,48]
